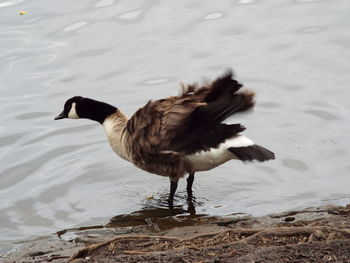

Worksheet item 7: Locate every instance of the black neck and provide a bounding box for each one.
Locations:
[79,98,117,124]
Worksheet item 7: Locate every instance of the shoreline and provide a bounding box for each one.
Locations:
[3,203,350,262]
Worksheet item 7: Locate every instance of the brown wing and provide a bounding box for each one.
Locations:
[126,70,255,166]
[126,95,207,164]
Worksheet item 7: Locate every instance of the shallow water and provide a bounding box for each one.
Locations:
[1,0,350,254]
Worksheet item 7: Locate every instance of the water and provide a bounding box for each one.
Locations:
[1,0,350,254]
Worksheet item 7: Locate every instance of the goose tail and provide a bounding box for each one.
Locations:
[228,145,275,162]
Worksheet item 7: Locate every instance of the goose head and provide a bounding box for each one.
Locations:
[55,96,117,124]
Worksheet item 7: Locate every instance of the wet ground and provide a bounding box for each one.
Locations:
[3,203,350,262]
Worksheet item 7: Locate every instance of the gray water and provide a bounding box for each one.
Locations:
[1,0,350,254]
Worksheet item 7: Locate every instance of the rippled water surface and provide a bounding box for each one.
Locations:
[1,0,350,254]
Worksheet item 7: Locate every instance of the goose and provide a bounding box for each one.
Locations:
[55,70,275,204]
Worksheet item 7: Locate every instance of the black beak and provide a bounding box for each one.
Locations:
[54,112,66,120]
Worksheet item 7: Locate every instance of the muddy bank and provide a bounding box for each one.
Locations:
[3,204,350,263]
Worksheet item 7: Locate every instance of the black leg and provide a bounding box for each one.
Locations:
[186,172,195,199]
[168,179,178,208]
[187,199,196,215]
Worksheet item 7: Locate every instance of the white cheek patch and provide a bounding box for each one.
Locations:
[68,102,79,119]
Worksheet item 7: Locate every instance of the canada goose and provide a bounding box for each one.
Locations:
[55,70,274,204]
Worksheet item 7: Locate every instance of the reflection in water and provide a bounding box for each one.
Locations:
[57,199,250,243]
[57,197,212,238]
[108,194,203,231]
